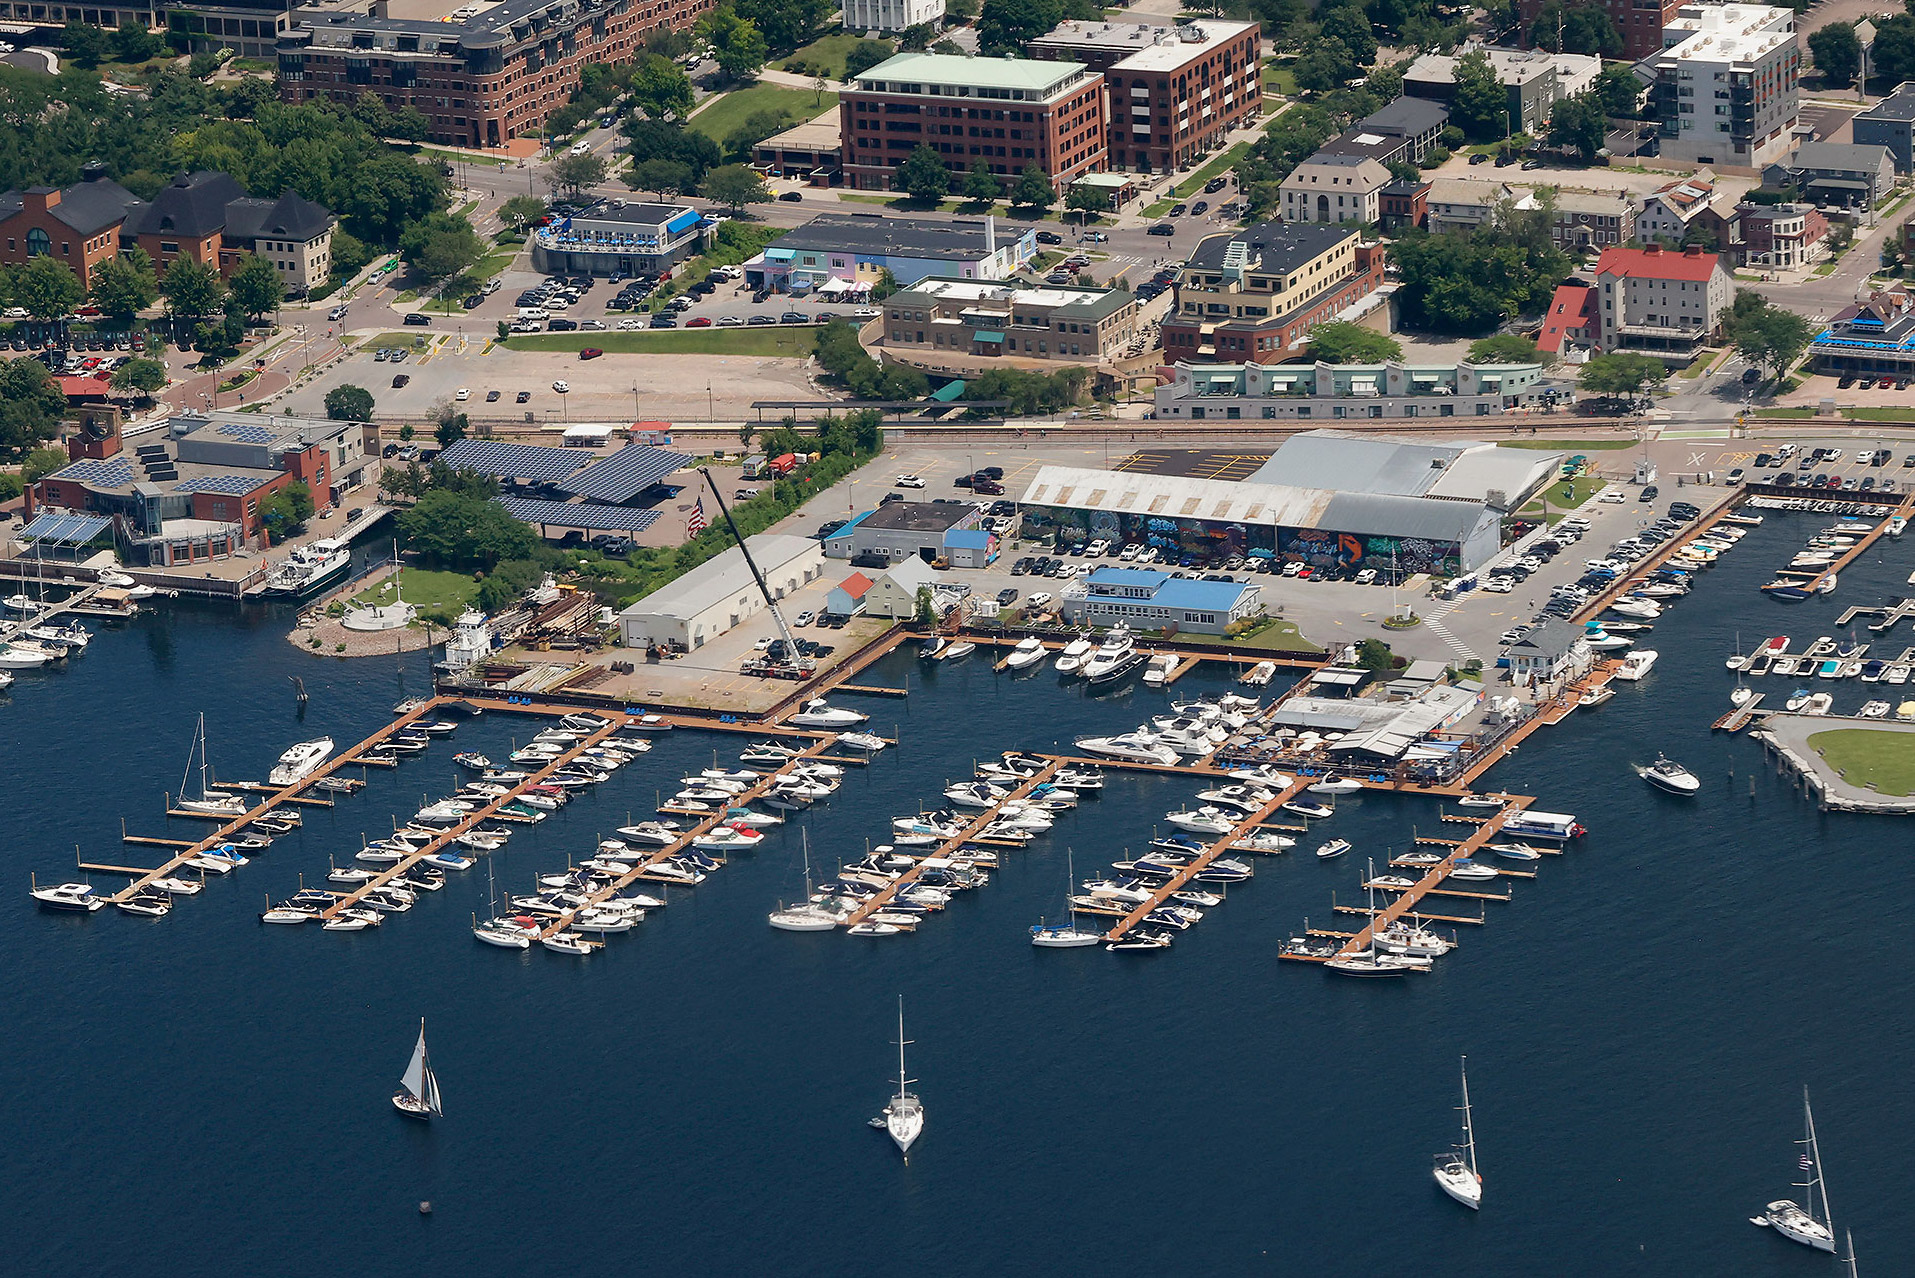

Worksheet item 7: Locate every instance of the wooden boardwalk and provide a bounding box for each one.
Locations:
[0,581,106,642]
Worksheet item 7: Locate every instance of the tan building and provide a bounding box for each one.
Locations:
[882,276,1139,362]
[1161,222,1388,364]
[839,52,1108,192]
[129,173,336,298]
[1279,153,1393,225]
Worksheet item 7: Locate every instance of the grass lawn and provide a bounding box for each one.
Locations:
[1172,143,1248,199]
[1750,406,1814,418]
[1520,473,1604,518]
[1497,438,1637,451]
[1677,348,1721,378]
[690,83,836,144]
[351,568,480,623]
[1218,619,1321,653]
[1843,406,1915,421]
[504,328,819,357]
[781,32,888,79]
[1262,63,1298,96]
[1808,728,1915,796]
[366,332,428,350]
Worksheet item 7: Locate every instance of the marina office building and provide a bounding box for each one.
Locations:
[744,213,1037,295]
[529,202,706,278]
[617,534,825,651]
[1151,359,1543,421]
[823,501,986,565]
[1059,566,1260,634]
[1017,432,1560,576]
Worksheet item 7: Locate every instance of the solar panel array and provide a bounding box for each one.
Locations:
[20,511,113,544]
[497,496,661,534]
[52,458,136,487]
[174,475,264,496]
[216,422,276,444]
[441,438,592,485]
[560,444,692,503]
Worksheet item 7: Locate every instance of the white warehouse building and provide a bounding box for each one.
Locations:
[617,535,826,652]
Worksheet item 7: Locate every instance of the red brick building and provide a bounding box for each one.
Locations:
[1028,19,1262,175]
[1518,0,1682,62]
[0,166,141,292]
[1161,223,1389,365]
[277,0,715,149]
[840,52,1108,192]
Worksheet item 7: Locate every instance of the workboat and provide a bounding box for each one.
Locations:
[1432,1057,1483,1209]
[1639,754,1701,796]
[1073,731,1178,766]
[263,536,351,597]
[1612,650,1659,681]
[871,998,925,1163]
[1003,636,1047,670]
[268,737,334,787]
[788,698,868,728]
[1053,633,1096,674]
[30,881,103,912]
[1753,1088,1837,1252]
[1079,624,1138,682]
[391,1019,444,1120]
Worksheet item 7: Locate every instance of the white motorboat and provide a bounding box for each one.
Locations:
[692,824,764,852]
[1282,799,1334,819]
[1196,783,1276,814]
[1608,597,1662,620]
[1079,624,1138,681]
[30,881,103,912]
[871,998,925,1162]
[1053,633,1096,674]
[1612,649,1660,681]
[1073,731,1178,766]
[1861,699,1891,718]
[1232,829,1295,854]
[1307,775,1362,796]
[0,640,53,668]
[541,931,601,955]
[268,737,335,787]
[1455,792,1508,810]
[1754,1088,1836,1252]
[788,698,868,728]
[1486,842,1543,861]
[24,620,90,651]
[943,780,1008,808]
[263,536,351,597]
[1228,764,1293,789]
[840,731,889,752]
[1638,753,1700,795]
[1375,918,1453,958]
[260,907,311,924]
[1804,692,1833,715]
[1142,653,1178,687]
[1315,839,1351,860]
[1446,860,1500,882]
[1581,623,1633,652]
[1004,636,1048,670]
[1240,659,1277,686]
[1432,1056,1483,1209]
[1164,806,1236,835]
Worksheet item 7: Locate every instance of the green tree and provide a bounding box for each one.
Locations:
[1468,334,1541,364]
[1547,91,1607,163]
[723,108,793,161]
[0,361,70,459]
[1594,63,1644,118]
[896,144,951,202]
[1450,50,1508,143]
[1320,5,1377,66]
[9,255,83,322]
[1807,22,1861,87]
[397,488,538,569]
[228,252,285,319]
[914,585,938,626]
[978,0,1066,53]
[1293,40,1357,94]
[259,480,314,541]
[843,39,897,80]
[1873,15,1915,85]
[62,22,108,68]
[399,213,484,284]
[21,443,72,480]
[1578,352,1668,401]
[431,399,470,447]
[633,158,695,200]
[550,150,609,197]
[1065,185,1107,218]
[1726,293,1813,383]
[109,18,159,62]
[626,118,725,182]
[109,357,168,398]
[701,163,772,212]
[698,6,769,80]
[1354,637,1395,672]
[1528,0,1622,55]
[734,0,831,55]
[89,247,158,321]
[946,0,979,19]
[962,161,1002,205]
[329,229,373,279]
[499,194,550,234]
[1011,164,1055,209]
[1389,212,1572,335]
[325,384,375,422]
[630,54,696,121]
[1306,321,1402,363]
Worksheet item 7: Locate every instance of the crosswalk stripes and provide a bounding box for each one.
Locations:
[1420,602,1478,662]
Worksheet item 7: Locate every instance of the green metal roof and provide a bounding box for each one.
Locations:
[930,379,968,401]
[854,52,1088,94]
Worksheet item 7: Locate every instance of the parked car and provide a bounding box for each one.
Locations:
[578,348,603,360]
[391,373,410,387]
[894,473,925,488]
[485,390,500,402]
[516,390,531,403]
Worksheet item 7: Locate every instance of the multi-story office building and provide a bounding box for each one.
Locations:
[1593,243,1733,360]
[1646,3,1799,169]
[839,52,1108,192]
[1160,222,1388,365]
[277,0,715,149]
[878,276,1139,362]
[1517,0,1684,61]
[1028,19,1261,174]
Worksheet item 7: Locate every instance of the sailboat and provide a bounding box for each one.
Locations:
[1432,1055,1483,1209]
[391,1018,444,1120]
[1324,858,1424,976]
[769,830,843,931]
[1031,848,1102,947]
[870,996,924,1162]
[175,713,248,817]
[1754,1086,1836,1251]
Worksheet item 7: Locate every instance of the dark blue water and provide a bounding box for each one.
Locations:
[5,510,1910,1276]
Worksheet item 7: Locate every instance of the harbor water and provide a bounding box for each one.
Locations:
[5,507,1912,1275]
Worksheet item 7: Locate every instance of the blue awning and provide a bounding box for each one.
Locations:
[972,331,1006,344]
[665,209,701,234]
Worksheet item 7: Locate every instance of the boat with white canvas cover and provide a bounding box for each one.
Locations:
[1053,632,1095,674]
[1752,1088,1836,1252]
[1432,1056,1482,1209]
[391,1019,444,1120]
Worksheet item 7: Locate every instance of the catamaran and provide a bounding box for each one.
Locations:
[1432,1055,1482,1209]
[870,996,924,1162]
[391,1019,444,1120]
[1753,1087,1836,1252]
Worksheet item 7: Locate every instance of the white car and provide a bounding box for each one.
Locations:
[1086,539,1109,556]
[455,388,469,401]
[1481,578,1515,594]
[1281,561,1304,577]
[552,380,569,393]
[1120,544,1142,561]
[715,265,744,281]
[1354,567,1377,585]
[753,637,773,651]
[852,307,880,319]
[544,297,570,310]
[1138,547,1161,564]
[617,317,644,330]
[794,610,816,626]
[569,141,591,155]
[1599,490,1626,503]
[1026,591,1053,610]
[894,473,925,488]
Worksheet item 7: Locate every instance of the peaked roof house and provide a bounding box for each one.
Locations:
[1536,282,1598,357]
[0,165,143,290]
[1633,172,1735,247]
[864,554,942,618]
[825,571,875,616]
[128,172,336,297]
[1807,285,1915,377]
[1505,618,1591,685]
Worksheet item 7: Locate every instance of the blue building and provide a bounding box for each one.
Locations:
[1059,567,1262,635]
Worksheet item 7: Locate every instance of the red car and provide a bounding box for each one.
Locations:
[578,347,603,360]
[686,316,712,327]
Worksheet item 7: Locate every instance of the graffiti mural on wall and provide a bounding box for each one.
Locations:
[1021,507,1459,572]
[1278,528,1459,575]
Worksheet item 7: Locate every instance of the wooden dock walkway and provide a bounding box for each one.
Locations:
[1796,496,1915,595]
[1713,693,1766,733]
[0,581,106,642]
[1322,801,1531,960]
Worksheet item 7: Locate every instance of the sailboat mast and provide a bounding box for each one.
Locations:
[1460,1056,1477,1176]
[1804,1086,1831,1229]
[198,713,210,800]
[896,996,909,1097]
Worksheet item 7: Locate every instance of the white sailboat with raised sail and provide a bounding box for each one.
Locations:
[175,713,248,817]
[1432,1055,1483,1209]
[1754,1086,1836,1251]
[391,1018,443,1120]
[1031,848,1102,947]
[870,996,924,1162]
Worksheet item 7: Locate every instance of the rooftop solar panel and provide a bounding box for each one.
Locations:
[50,458,136,487]
[217,423,275,443]
[441,438,592,486]
[174,475,265,496]
[496,496,662,534]
[560,444,692,504]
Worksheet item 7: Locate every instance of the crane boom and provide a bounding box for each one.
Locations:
[698,468,813,676]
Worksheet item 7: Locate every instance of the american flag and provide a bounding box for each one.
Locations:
[687,499,707,535]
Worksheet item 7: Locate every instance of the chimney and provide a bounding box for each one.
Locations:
[1683,244,1702,256]
[1644,243,1662,253]
[80,161,107,183]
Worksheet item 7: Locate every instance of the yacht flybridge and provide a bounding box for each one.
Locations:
[268,737,335,787]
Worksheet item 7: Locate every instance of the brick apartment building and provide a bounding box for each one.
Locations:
[1518,0,1683,61]
[277,0,715,149]
[1161,222,1388,364]
[839,52,1108,192]
[1028,19,1261,174]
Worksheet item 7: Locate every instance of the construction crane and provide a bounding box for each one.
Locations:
[698,467,815,679]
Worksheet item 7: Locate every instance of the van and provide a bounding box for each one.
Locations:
[1026,591,1053,610]
[517,308,548,320]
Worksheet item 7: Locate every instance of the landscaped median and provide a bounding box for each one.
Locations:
[501,329,821,357]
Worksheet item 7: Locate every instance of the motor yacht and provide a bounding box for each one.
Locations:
[1282,799,1335,819]
[1196,783,1275,814]
[788,698,869,728]
[1375,919,1454,957]
[1079,624,1138,682]
[30,881,103,912]
[1054,632,1096,674]
[1307,775,1363,796]
[1446,860,1500,882]
[1002,636,1048,670]
[1612,649,1660,681]
[1141,653,1178,687]
[268,737,335,787]
[1164,807,1236,835]
[1073,731,1178,766]
[262,536,351,597]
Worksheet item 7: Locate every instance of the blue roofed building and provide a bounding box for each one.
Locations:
[1807,285,1915,378]
[530,202,707,277]
[1060,566,1261,635]
[942,527,998,568]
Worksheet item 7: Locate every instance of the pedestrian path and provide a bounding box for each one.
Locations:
[1420,602,1477,662]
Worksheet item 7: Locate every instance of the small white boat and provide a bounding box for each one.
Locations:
[1003,636,1048,670]
[1455,792,1507,810]
[1486,842,1543,861]
[1861,699,1891,718]
[541,931,600,956]
[151,877,203,896]
[1432,1057,1483,1209]
[1446,860,1500,882]
[1315,839,1351,860]
[30,881,103,912]
[940,641,976,661]
[1612,650,1660,681]
[788,698,868,728]
[692,824,764,852]
[1639,754,1700,796]
[1239,660,1277,686]
[1163,806,1235,835]
[1053,633,1095,674]
[1804,693,1833,715]
[1142,653,1178,687]
[1282,800,1334,819]
[1307,775,1362,796]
